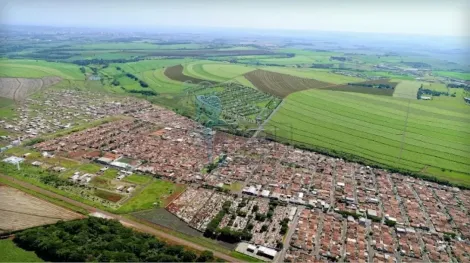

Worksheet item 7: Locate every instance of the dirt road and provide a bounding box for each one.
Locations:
[0,175,243,262]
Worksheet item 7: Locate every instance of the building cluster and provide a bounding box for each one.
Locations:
[2,89,151,140]
[168,187,296,251]
[27,100,470,263]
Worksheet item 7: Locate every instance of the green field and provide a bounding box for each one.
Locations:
[0,239,43,262]
[259,67,364,84]
[116,179,186,213]
[393,80,422,99]
[434,71,470,80]
[0,59,85,79]
[182,61,255,82]
[267,89,470,187]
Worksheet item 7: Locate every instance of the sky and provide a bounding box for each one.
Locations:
[0,0,469,37]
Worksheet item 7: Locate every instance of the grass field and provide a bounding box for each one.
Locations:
[258,67,364,84]
[0,239,43,262]
[267,89,470,187]
[116,179,186,213]
[0,59,85,79]
[434,71,470,80]
[393,80,423,99]
[182,61,255,82]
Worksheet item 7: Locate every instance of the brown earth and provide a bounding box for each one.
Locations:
[244,69,332,98]
[164,65,217,85]
[0,76,61,101]
[0,185,82,233]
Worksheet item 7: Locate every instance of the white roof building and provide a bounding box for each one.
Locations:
[3,156,24,165]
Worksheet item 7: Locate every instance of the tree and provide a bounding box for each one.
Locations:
[197,251,214,262]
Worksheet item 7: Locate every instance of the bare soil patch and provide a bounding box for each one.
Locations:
[164,65,217,84]
[0,186,82,233]
[244,69,332,98]
[0,77,61,101]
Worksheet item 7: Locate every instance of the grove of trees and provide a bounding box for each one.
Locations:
[13,217,217,262]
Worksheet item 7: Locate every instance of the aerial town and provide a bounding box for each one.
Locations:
[2,91,470,263]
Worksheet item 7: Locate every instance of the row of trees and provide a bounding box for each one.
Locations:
[14,217,218,262]
[347,82,394,89]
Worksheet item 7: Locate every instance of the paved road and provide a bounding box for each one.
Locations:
[0,175,242,263]
[274,206,303,263]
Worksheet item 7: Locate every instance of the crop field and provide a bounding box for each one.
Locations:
[434,71,470,80]
[244,69,333,97]
[183,61,255,82]
[0,77,61,101]
[393,80,423,99]
[0,239,43,262]
[323,79,399,96]
[0,186,82,233]
[258,67,365,84]
[164,64,211,84]
[0,59,85,79]
[266,89,470,187]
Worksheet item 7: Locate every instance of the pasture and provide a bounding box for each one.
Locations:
[267,89,470,187]
[258,67,365,84]
[0,186,82,233]
[434,71,470,80]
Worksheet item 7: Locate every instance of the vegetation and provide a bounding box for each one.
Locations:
[0,239,43,262]
[13,217,215,262]
[267,89,470,188]
[116,179,185,213]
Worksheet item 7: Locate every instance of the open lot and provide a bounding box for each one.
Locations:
[0,185,82,233]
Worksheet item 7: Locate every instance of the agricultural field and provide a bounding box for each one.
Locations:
[393,80,423,99]
[258,66,365,84]
[266,89,470,187]
[0,59,85,80]
[324,79,399,96]
[244,69,333,97]
[0,76,61,101]
[0,239,43,262]
[164,64,210,84]
[0,185,82,233]
[182,61,255,82]
[434,71,470,80]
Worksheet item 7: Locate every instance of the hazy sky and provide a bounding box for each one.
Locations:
[1,0,469,37]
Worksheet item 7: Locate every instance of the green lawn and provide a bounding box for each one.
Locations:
[268,89,470,187]
[116,179,186,213]
[0,239,43,262]
[0,59,85,79]
[434,71,470,81]
[123,174,152,184]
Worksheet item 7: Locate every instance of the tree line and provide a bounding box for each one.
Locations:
[13,217,218,262]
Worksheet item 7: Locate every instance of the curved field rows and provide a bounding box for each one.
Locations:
[164,65,216,84]
[0,186,82,233]
[244,69,333,98]
[259,66,365,84]
[0,77,61,101]
[0,59,84,80]
[267,89,470,187]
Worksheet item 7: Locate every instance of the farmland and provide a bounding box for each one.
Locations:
[393,80,422,99]
[0,59,85,79]
[266,89,470,187]
[0,76,61,101]
[0,185,82,233]
[244,69,333,97]
[323,79,399,96]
